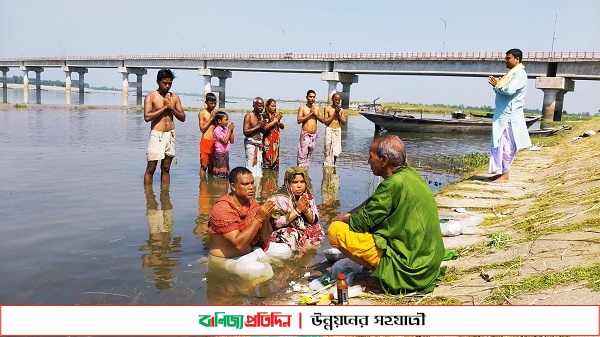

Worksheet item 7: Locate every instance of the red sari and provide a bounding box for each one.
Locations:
[262,112,281,170]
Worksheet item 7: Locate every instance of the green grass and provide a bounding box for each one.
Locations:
[484,263,600,304]
[381,103,493,116]
[431,152,489,175]
[442,256,525,285]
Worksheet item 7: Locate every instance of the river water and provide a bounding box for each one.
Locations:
[0,89,489,304]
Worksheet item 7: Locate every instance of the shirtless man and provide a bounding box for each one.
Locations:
[296,90,324,169]
[143,69,186,184]
[243,97,267,178]
[198,93,218,179]
[322,92,347,167]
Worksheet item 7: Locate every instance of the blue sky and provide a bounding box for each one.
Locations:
[1,0,599,113]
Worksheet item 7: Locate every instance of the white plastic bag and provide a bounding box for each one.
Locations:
[462,215,484,227]
[440,220,462,236]
[309,279,324,291]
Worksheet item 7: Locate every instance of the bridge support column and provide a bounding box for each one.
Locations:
[118,67,147,106]
[1,67,8,103]
[20,66,43,104]
[62,66,88,105]
[199,69,232,108]
[535,77,575,122]
[321,72,358,109]
[325,80,338,105]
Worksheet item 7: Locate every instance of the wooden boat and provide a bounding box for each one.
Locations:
[358,111,542,134]
[528,127,560,137]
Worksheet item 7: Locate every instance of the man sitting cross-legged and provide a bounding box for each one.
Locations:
[328,135,446,295]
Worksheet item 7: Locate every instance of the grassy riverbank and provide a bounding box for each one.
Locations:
[265,116,600,305]
[382,102,492,115]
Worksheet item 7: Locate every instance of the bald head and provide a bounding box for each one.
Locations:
[252,97,264,113]
[253,97,264,105]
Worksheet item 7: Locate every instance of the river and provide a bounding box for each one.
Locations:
[0,89,489,304]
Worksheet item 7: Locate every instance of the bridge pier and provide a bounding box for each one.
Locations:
[199,69,232,108]
[20,66,43,104]
[118,67,147,106]
[1,67,7,103]
[321,72,358,108]
[535,77,575,122]
[62,66,88,105]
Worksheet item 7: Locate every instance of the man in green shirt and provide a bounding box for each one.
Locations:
[328,134,446,294]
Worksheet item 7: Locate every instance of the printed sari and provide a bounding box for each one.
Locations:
[268,167,325,252]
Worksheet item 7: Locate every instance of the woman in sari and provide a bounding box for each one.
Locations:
[262,98,284,170]
[269,167,325,252]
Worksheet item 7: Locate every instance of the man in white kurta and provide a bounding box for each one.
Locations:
[487,48,532,183]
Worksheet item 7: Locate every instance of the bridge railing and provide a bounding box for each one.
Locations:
[1,51,598,62]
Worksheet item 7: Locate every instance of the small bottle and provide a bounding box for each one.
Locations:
[336,273,349,305]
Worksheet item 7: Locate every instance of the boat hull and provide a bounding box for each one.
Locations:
[359,112,541,134]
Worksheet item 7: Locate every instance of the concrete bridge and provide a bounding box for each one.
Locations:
[1,51,599,121]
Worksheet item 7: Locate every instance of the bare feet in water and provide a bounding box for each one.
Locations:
[490,172,509,183]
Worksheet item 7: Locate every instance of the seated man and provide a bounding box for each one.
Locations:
[208,167,291,280]
[328,135,446,294]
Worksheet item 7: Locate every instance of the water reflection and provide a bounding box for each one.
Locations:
[140,184,181,290]
[258,168,280,202]
[194,179,229,246]
[194,181,212,248]
[319,166,341,226]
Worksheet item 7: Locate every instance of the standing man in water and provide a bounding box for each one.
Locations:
[243,97,267,178]
[322,92,347,167]
[143,69,186,184]
[198,93,218,180]
[487,48,531,183]
[296,89,324,169]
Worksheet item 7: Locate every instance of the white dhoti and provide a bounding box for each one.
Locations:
[324,127,342,167]
[146,130,176,161]
[244,137,263,178]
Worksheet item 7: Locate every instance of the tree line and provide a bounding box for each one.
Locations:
[4,75,120,92]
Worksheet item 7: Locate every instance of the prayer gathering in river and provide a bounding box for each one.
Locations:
[142,68,448,296]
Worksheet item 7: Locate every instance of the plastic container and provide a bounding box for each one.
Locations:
[330,285,363,299]
[336,273,348,305]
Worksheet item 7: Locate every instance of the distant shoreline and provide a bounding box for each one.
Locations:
[5,83,119,94]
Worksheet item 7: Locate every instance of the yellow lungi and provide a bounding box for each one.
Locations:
[328,221,383,268]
